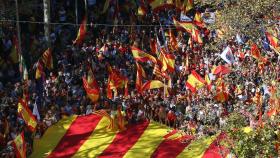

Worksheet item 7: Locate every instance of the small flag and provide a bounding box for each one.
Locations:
[141,80,165,92]
[185,70,205,92]
[220,46,235,64]
[173,18,196,34]
[18,98,37,132]
[131,46,157,63]
[41,48,53,70]
[35,61,45,80]
[136,62,146,93]
[73,16,87,45]
[32,102,40,121]
[12,132,26,158]
[265,32,279,48]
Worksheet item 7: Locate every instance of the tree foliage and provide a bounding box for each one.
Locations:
[223,112,279,157]
[199,0,280,41]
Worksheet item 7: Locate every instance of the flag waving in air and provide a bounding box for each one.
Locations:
[186,70,206,92]
[83,69,100,103]
[141,80,165,92]
[135,62,146,93]
[41,48,53,70]
[131,46,157,63]
[107,65,128,99]
[73,16,87,45]
[12,132,26,158]
[220,46,235,64]
[18,98,37,132]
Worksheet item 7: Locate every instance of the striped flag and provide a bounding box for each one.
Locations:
[250,43,263,61]
[191,28,203,44]
[136,62,146,93]
[168,29,178,51]
[18,98,37,132]
[12,132,26,158]
[41,48,53,70]
[107,65,128,99]
[265,32,279,48]
[83,70,100,102]
[148,0,175,12]
[73,16,87,45]
[185,71,206,92]
[30,114,228,158]
[173,18,196,34]
[183,0,194,13]
[131,46,157,63]
[193,12,205,28]
[141,80,164,92]
[35,61,45,80]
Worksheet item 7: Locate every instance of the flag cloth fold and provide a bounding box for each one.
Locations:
[173,18,196,33]
[186,70,205,92]
[12,132,26,158]
[220,46,234,64]
[18,98,37,132]
[141,80,164,92]
[131,46,157,63]
[73,16,87,45]
[136,62,146,93]
[265,32,279,48]
[41,48,53,70]
[107,65,128,99]
[83,69,100,102]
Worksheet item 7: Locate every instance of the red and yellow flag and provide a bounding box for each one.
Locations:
[251,43,263,61]
[41,48,53,70]
[182,0,193,13]
[265,32,279,48]
[18,98,37,132]
[169,29,178,51]
[185,71,205,92]
[131,46,157,63]
[35,61,45,80]
[191,28,203,44]
[194,12,205,28]
[83,69,100,102]
[148,0,175,12]
[173,18,196,34]
[107,65,128,99]
[136,62,146,93]
[73,16,87,45]
[141,80,164,92]
[12,132,26,158]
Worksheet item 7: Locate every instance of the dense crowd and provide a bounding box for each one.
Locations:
[0,0,280,157]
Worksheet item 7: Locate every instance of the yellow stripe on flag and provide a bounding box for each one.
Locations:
[72,117,117,158]
[177,134,218,158]
[123,121,168,158]
[30,115,77,158]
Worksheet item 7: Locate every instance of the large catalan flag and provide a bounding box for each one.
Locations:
[18,98,37,132]
[186,70,206,92]
[30,114,229,158]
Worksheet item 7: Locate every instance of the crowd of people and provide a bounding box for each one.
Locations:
[0,0,280,157]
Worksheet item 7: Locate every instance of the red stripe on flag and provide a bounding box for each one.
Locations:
[47,114,102,158]
[151,135,194,158]
[202,133,230,158]
[99,121,150,158]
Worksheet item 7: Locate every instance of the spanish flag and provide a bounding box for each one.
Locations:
[149,0,174,12]
[251,43,263,61]
[35,61,45,80]
[12,132,26,158]
[141,80,164,92]
[83,70,100,103]
[191,28,203,44]
[182,0,193,13]
[131,46,157,63]
[158,48,175,72]
[41,48,53,70]
[107,66,128,99]
[18,98,37,132]
[73,16,87,45]
[173,18,196,34]
[205,73,211,90]
[265,32,279,48]
[185,71,205,92]
[136,62,146,93]
[169,29,178,51]
[194,12,205,28]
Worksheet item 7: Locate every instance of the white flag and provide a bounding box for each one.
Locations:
[180,12,192,22]
[220,46,235,64]
[33,103,41,121]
